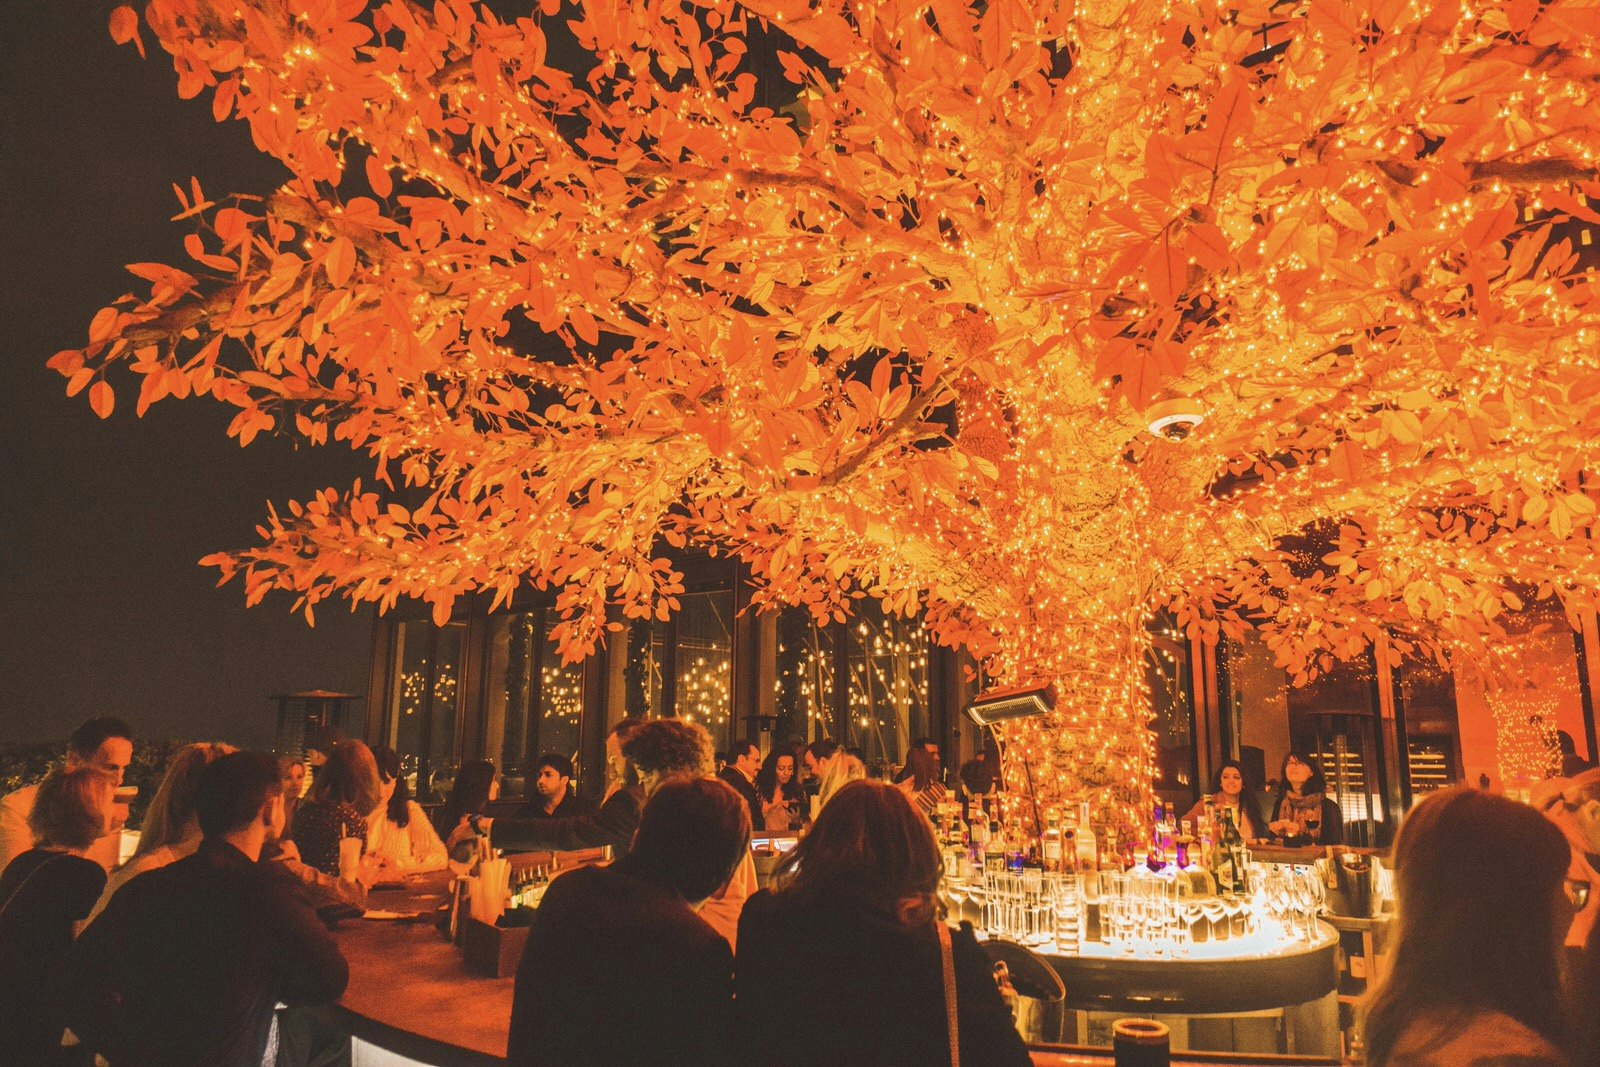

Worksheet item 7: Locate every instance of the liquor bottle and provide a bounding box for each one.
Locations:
[985,815,1007,873]
[969,811,990,865]
[1041,809,1063,873]
[1216,807,1243,894]
[1225,810,1249,895]
[1076,800,1099,873]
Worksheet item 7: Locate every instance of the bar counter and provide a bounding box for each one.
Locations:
[329,873,1339,1067]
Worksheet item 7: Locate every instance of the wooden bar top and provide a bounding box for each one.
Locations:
[330,872,510,1065]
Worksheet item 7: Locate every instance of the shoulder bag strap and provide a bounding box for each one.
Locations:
[937,921,961,1067]
[0,851,67,919]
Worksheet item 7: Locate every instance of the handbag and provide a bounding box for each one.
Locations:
[937,921,961,1067]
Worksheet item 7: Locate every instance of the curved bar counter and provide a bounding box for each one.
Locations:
[330,875,1338,1066]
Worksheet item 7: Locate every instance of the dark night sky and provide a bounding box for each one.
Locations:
[1,4,373,746]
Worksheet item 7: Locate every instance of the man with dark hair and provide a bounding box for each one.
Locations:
[468,718,646,855]
[516,753,592,819]
[0,715,134,871]
[507,776,751,1067]
[719,738,764,828]
[802,738,841,800]
[65,752,349,1067]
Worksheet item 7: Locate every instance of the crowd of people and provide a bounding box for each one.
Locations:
[6,715,1600,1066]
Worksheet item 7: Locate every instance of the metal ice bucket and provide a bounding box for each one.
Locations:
[981,939,1067,1045]
[1317,851,1383,919]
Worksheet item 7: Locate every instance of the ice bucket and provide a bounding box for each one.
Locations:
[1318,851,1383,919]
[981,939,1066,1045]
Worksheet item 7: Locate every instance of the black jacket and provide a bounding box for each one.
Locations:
[0,850,106,1066]
[513,789,595,821]
[492,785,643,855]
[736,889,1030,1067]
[508,862,733,1067]
[63,839,348,1067]
[718,766,763,829]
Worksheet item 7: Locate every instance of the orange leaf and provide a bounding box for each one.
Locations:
[89,381,115,419]
[366,156,394,198]
[108,6,145,58]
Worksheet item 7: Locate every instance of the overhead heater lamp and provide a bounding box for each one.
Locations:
[963,683,1058,727]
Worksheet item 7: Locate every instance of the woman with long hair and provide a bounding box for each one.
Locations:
[896,744,948,817]
[434,759,500,840]
[1180,759,1266,843]
[1267,750,1344,845]
[754,749,805,832]
[1362,787,1572,1066]
[278,754,307,834]
[0,768,116,1064]
[736,780,1028,1065]
[87,742,234,923]
[290,739,383,876]
[367,746,447,873]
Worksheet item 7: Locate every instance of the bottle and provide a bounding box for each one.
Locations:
[969,812,990,865]
[985,816,1007,873]
[1076,801,1099,873]
[1041,809,1063,873]
[1216,807,1243,894]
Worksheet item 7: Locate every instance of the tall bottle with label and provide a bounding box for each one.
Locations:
[1215,807,1243,894]
[985,813,1008,873]
[1041,809,1063,873]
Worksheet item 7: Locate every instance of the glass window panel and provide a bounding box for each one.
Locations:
[845,602,929,767]
[623,618,663,719]
[675,590,734,747]
[775,608,837,743]
[1147,615,1195,796]
[386,620,464,802]
[484,612,585,800]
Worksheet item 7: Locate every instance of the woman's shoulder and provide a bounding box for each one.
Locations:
[1392,1010,1567,1066]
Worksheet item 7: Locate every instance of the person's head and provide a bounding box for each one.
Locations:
[756,748,797,795]
[730,738,761,779]
[28,767,116,852]
[65,717,134,787]
[779,780,942,927]
[302,724,341,766]
[195,752,287,849]
[911,736,939,762]
[606,717,645,787]
[1279,751,1326,795]
[310,739,384,815]
[534,754,574,803]
[446,760,499,818]
[623,719,714,796]
[817,753,867,810]
[137,742,234,855]
[804,738,840,780]
[1362,787,1571,1066]
[1559,730,1579,758]
[1214,759,1248,799]
[279,756,307,800]
[623,777,750,906]
[902,745,941,792]
[371,745,414,827]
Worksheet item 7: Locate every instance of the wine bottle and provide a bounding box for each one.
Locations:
[1041,808,1063,873]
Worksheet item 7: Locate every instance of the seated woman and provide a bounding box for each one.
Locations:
[508,776,750,1067]
[366,745,447,874]
[755,748,805,832]
[433,758,500,844]
[1362,787,1571,1066]
[1180,759,1267,844]
[1267,751,1343,846]
[0,768,115,1065]
[290,739,383,876]
[87,742,233,923]
[736,780,1030,1066]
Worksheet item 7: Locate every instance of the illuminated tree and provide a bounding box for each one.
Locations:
[56,0,1600,831]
